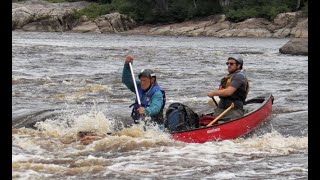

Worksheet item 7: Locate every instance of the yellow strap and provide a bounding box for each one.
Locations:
[246,80,250,96]
[226,73,250,96]
[225,74,233,88]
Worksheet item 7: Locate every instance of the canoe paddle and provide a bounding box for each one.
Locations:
[212,97,218,107]
[206,102,234,126]
[128,62,147,131]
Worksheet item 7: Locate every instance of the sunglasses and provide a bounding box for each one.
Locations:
[226,62,237,66]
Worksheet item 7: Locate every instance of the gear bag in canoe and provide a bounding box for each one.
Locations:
[164,103,199,132]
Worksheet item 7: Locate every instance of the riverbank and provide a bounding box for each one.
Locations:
[12,0,308,55]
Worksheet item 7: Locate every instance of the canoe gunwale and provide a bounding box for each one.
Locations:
[169,93,274,142]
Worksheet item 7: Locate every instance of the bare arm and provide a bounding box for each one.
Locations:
[208,72,245,97]
[207,86,237,97]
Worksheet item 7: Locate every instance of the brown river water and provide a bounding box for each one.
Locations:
[12,31,308,179]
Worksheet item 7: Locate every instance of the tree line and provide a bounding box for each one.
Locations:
[41,0,308,24]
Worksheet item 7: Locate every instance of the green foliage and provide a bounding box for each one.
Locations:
[84,0,112,3]
[301,1,308,16]
[194,0,222,17]
[72,3,113,19]
[45,0,65,2]
[107,0,223,24]
[160,0,221,22]
[111,0,168,23]
[223,0,294,22]
[167,0,194,22]
[111,0,144,22]
[42,0,308,24]
[65,0,83,2]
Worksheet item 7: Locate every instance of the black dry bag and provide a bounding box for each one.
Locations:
[164,103,199,132]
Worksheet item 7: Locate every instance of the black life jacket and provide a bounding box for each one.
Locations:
[218,70,249,109]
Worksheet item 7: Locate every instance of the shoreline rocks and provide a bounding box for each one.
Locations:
[12,0,308,55]
[279,38,308,56]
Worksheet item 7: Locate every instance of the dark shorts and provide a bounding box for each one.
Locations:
[214,107,244,120]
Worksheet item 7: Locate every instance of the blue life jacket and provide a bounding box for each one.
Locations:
[131,84,166,124]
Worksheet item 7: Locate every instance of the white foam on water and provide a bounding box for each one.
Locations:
[211,172,236,179]
[13,116,308,179]
[34,108,114,137]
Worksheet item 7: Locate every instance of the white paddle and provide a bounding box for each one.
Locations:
[128,62,146,130]
[129,62,141,106]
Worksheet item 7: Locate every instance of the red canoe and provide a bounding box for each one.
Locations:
[171,93,274,143]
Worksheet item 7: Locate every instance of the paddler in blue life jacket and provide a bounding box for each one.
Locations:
[207,54,249,120]
[122,55,166,126]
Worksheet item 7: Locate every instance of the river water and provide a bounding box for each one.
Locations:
[12,31,308,179]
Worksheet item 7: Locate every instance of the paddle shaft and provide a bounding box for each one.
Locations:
[128,62,146,129]
[206,102,234,126]
[212,97,218,106]
[129,62,141,105]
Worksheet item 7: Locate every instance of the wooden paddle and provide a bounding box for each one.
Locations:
[206,102,234,126]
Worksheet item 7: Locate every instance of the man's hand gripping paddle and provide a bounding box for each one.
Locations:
[128,62,147,131]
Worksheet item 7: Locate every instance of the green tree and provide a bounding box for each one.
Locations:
[62,0,307,24]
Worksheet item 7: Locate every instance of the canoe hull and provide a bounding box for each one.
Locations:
[171,93,274,143]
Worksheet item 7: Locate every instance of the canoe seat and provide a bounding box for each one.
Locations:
[199,115,215,126]
[199,114,232,126]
